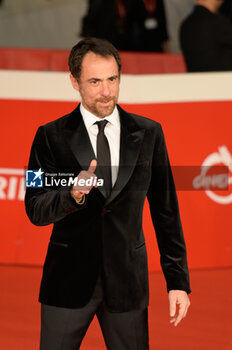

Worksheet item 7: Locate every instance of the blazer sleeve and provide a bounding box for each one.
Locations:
[147,124,191,294]
[25,126,86,226]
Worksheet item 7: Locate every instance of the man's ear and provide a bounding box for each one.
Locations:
[70,74,80,91]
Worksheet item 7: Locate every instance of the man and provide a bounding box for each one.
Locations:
[25,37,190,350]
[180,0,232,72]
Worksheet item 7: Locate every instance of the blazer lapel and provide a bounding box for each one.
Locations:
[64,105,96,170]
[105,106,145,205]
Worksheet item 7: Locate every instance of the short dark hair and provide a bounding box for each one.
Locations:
[68,37,121,82]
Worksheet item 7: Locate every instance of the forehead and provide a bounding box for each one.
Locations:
[81,52,118,79]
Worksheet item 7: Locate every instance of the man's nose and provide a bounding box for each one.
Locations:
[100,82,110,96]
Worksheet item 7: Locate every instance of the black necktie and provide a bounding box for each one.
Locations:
[95,120,112,197]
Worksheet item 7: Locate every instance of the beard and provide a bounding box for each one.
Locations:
[83,97,117,118]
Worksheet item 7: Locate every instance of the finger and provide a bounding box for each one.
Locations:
[169,297,176,317]
[174,314,183,327]
[171,315,184,326]
[170,316,177,324]
[88,159,97,173]
[183,302,190,318]
[73,189,89,195]
[173,303,186,326]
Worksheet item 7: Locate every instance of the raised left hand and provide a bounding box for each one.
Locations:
[168,290,190,326]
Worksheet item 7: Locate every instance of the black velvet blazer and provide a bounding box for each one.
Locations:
[25,104,191,312]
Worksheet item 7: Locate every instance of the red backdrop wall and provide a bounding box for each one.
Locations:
[0,98,231,271]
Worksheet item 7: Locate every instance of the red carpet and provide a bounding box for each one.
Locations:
[0,265,231,350]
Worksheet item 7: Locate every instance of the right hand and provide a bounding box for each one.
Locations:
[70,159,97,201]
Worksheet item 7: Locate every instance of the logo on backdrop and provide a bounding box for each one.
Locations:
[0,168,25,201]
[25,169,44,188]
[193,145,232,205]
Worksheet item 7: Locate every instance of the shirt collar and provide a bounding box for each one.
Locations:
[80,103,120,130]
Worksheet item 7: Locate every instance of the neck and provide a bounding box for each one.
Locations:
[196,0,221,13]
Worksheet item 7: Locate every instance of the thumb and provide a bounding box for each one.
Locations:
[169,297,176,317]
[88,159,97,173]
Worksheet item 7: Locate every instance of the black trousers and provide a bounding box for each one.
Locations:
[39,276,149,350]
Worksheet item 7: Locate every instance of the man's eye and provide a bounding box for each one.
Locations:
[90,80,99,86]
[109,77,117,82]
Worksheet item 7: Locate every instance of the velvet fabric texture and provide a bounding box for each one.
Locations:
[25,104,191,312]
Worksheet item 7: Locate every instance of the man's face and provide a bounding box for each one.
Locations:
[70,52,120,118]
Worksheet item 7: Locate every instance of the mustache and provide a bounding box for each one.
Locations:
[97,98,114,103]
